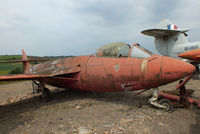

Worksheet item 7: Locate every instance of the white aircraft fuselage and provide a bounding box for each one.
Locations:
[155,34,200,58]
[142,22,200,60]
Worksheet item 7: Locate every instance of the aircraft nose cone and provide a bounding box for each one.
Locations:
[161,56,195,83]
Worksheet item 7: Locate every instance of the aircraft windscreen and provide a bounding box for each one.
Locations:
[138,44,153,55]
[130,44,153,58]
[95,42,153,58]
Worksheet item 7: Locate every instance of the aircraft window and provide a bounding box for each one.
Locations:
[96,42,130,57]
[130,45,152,58]
[117,44,130,57]
[138,44,153,55]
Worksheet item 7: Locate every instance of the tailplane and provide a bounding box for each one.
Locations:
[0,50,49,74]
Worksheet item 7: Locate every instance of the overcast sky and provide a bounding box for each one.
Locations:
[0,0,200,56]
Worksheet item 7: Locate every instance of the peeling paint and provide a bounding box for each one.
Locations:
[114,64,120,72]
[107,74,114,78]
[109,81,116,90]
[141,59,148,72]
[154,73,160,79]
[51,60,60,65]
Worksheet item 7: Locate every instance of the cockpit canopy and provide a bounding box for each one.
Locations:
[96,42,152,58]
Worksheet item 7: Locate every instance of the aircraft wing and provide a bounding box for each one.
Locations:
[141,29,189,37]
[0,50,80,82]
[178,49,200,62]
[0,74,51,81]
[192,55,200,61]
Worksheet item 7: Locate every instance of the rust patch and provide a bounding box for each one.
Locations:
[154,73,160,79]
[107,74,114,78]
[107,74,116,90]
[183,72,189,75]
[119,75,126,80]
[109,81,117,90]
[114,64,120,72]
[166,72,171,75]
[80,76,86,83]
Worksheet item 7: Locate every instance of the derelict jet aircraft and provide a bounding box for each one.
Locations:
[0,42,197,112]
[141,19,200,65]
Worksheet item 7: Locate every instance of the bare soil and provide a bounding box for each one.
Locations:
[0,80,200,134]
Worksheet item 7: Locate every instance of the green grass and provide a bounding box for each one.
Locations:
[0,55,21,60]
[0,55,23,84]
[0,70,10,75]
[0,55,60,76]
[0,55,23,75]
[0,63,22,70]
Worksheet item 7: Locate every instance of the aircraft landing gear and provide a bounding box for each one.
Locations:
[40,81,51,101]
[32,80,51,101]
[32,80,41,94]
[158,98,174,113]
[41,87,51,98]
[149,88,174,112]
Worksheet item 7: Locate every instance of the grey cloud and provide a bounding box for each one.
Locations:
[73,0,148,27]
[12,15,30,23]
[147,0,180,23]
[0,0,200,56]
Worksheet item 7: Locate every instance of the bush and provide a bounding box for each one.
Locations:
[9,67,23,74]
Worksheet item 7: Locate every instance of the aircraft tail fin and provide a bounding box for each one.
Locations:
[141,19,189,56]
[22,49,28,60]
[22,49,31,74]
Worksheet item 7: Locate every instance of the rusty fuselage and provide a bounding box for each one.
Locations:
[30,55,195,92]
